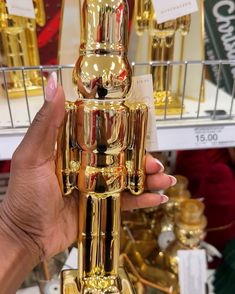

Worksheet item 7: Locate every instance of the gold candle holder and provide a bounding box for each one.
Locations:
[56,1,148,293]
[0,0,45,98]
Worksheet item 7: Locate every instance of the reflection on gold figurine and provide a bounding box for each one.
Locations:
[56,1,148,293]
[0,0,45,98]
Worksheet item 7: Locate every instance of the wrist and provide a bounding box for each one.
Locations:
[0,200,43,292]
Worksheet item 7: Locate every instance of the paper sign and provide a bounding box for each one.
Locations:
[178,250,207,294]
[152,0,198,24]
[128,74,158,151]
[6,0,35,19]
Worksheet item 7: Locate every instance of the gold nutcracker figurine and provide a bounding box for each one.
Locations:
[134,0,191,115]
[56,0,148,293]
[150,13,191,115]
[0,0,45,98]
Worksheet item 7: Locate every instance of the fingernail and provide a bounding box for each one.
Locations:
[161,195,169,204]
[155,158,164,172]
[169,175,177,186]
[46,72,57,101]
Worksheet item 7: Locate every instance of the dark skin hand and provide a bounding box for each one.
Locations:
[0,73,176,293]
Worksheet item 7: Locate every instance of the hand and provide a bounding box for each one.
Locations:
[0,73,175,266]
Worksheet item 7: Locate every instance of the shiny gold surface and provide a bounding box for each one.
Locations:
[119,176,207,293]
[56,1,148,293]
[120,226,178,293]
[134,3,192,115]
[61,268,135,294]
[134,0,152,35]
[153,175,191,242]
[164,199,207,275]
[149,13,191,115]
[0,0,45,98]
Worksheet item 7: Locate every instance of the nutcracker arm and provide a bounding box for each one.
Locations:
[33,0,46,27]
[126,103,148,195]
[56,102,80,196]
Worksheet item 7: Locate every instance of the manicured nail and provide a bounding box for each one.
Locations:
[169,175,177,186]
[161,195,169,204]
[155,158,164,172]
[45,72,57,101]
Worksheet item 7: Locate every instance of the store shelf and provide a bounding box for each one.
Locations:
[156,80,235,151]
[0,63,235,159]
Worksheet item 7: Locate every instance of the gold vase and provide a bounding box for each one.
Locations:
[0,0,45,98]
[56,1,148,293]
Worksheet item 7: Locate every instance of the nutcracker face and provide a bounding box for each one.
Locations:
[175,227,205,248]
[74,55,131,100]
[73,0,131,101]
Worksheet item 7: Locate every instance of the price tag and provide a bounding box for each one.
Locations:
[128,74,158,151]
[194,125,235,148]
[157,125,235,151]
[178,249,207,294]
[6,0,35,19]
[152,0,198,24]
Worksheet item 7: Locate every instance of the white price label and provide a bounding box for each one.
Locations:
[6,0,35,19]
[157,125,235,151]
[178,249,207,294]
[128,74,158,151]
[152,0,198,24]
[194,125,235,148]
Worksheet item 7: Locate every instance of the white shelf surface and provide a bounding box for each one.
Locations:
[0,81,235,159]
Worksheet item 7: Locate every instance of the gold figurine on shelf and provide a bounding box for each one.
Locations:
[56,0,148,293]
[0,0,45,98]
[153,176,191,256]
[134,0,191,115]
[150,13,191,115]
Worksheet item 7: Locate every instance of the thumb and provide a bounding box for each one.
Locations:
[13,72,65,167]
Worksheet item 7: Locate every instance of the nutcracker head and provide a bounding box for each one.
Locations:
[175,199,207,248]
[72,0,132,101]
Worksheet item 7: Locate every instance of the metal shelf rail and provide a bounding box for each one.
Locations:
[0,60,235,159]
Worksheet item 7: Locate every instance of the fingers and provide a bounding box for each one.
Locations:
[144,153,177,190]
[121,191,168,211]
[13,73,65,167]
[145,153,164,174]
[146,173,177,191]
[121,154,177,211]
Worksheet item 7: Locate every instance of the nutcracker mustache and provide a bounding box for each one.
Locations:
[56,1,148,293]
